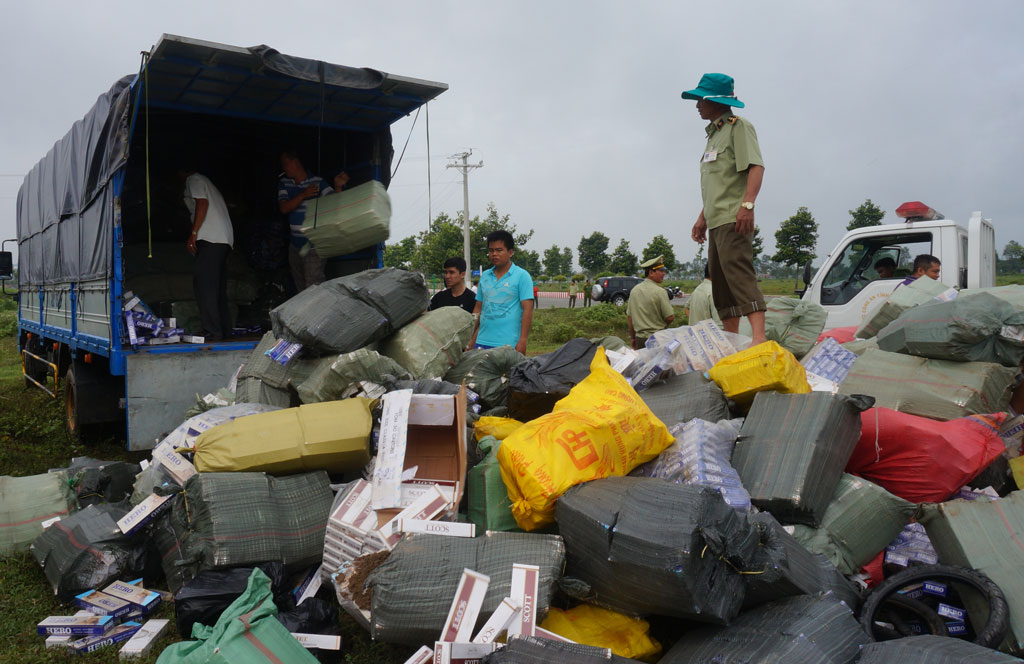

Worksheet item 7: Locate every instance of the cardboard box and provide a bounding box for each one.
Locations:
[374,387,467,516]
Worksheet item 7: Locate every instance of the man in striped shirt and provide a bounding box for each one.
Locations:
[278,149,334,292]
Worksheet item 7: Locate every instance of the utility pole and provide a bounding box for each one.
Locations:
[446,150,483,286]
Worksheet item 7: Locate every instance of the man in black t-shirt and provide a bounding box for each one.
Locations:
[429,257,477,314]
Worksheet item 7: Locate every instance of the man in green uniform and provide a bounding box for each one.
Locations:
[687,263,721,326]
[627,255,675,349]
[683,73,767,345]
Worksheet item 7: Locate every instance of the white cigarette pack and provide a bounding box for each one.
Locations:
[181,335,206,344]
[117,494,172,535]
[291,633,341,650]
[118,618,171,659]
[507,564,540,637]
[403,645,434,664]
[150,441,197,484]
[472,597,520,643]
[380,484,450,549]
[534,626,576,643]
[439,569,491,643]
[393,519,475,538]
[432,642,497,664]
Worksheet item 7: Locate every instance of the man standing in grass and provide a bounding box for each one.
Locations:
[627,255,675,349]
[583,278,592,307]
[569,279,579,308]
[466,230,535,353]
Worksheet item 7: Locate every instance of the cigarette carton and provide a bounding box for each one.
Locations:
[472,597,520,643]
[37,614,115,637]
[74,590,133,619]
[394,519,475,539]
[102,580,161,614]
[116,494,173,535]
[534,626,576,643]
[68,622,142,654]
[403,645,434,664]
[432,641,496,664]
[507,564,540,637]
[118,618,170,659]
[439,569,491,643]
[150,441,197,484]
[291,633,341,650]
[181,335,206,344]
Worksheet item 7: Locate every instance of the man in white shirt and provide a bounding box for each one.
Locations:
[180,169,234,341]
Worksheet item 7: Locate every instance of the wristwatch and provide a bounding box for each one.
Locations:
[740,201,755,210]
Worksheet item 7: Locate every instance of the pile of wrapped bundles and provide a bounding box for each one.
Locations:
[17,272,1024,662]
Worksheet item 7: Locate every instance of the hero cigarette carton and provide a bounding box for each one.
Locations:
[67,621,142,654]
[101,580,162,614]
[37,614,114,636]
[74,590,133,619]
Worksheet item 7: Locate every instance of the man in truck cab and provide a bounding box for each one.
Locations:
[874,257,896,279]
[683,73,767,346]
[896,254,941,288]
[278,149,335,292]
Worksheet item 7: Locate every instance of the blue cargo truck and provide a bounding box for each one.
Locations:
[8,34,446,449]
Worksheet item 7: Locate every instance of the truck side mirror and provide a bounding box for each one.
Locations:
[801,259,812,286]
[0,251,12,281]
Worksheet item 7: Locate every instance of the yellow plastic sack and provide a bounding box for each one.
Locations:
[194,398,373,474]
[1011,456,1024,491]
[497,348,673,531]
[474,416,524,442]
[708,340,810,405]
[540,604,662,662]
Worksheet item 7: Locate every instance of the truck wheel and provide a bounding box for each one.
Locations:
[612,294,626,306]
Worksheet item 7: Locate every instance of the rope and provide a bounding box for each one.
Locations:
[426,102,432,230]
[874,406,881,463]
[391,105,421,179]
[138,51,153,258]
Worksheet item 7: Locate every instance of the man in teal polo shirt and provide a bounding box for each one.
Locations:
[683,73,767,345]
[466,230,535,353]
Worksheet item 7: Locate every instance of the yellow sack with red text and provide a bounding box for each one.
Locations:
[497,348,674,531]
[474,416,524,442]
[540,604,662,662]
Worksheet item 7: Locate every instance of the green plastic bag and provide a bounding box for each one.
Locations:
[379,307,474,379]
[467,436,520,533]
[156,568,317,663]
[0,471,75,555]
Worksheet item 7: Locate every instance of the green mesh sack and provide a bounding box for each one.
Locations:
[1,471,75,555]
[444,346,525,409]
[379,306,474,379]
[296,347,411,403]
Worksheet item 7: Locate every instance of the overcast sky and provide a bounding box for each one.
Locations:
[3,1,1023,272]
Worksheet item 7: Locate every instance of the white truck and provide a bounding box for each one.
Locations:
[799,201,997,330]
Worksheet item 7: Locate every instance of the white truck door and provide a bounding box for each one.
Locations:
[805,229,936,330]
[967,211,996,289]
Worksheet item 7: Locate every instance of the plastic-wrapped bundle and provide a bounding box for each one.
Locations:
[762,297,828,358]
[658,593,870,664]
[296,347,411,403]
[174,562,290,639]
[234,376,293,408]
[152,471,333,592]
[632,418,750,512]
[839,349,1015,421]
[791,474,915,575]
[638,371,730,427]
[856,275,951,338]
[628,340,680,391]
[482,636,646,663]
[877,292,1024,366]
[444,346,526,410]
[841,337,878,355]
[379,306,474,379]
[0,471,76,555]
[884,522,938,568]
[743,512,861,611]
[366,532,565,645]
[271,268,428,353]
[299,180,391,258]
[857,635,1023,663]
[468,436,519,533]
[733,392,874,526]
[237,331,298,390]
[708,341,810,405]
[68,459,141,508]
[507,338,597,421]
[555,477,759,623]
[30,504,147,601]
[645,320,738,373]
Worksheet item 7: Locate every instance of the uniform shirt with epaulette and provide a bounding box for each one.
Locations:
[700,111,764,230]
[626,278,675,338]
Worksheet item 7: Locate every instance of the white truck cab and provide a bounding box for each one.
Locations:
[800,202,996,330]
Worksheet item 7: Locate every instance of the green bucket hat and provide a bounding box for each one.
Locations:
[681,73,745,108]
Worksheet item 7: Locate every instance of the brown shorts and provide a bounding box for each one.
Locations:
[708,223,766,319]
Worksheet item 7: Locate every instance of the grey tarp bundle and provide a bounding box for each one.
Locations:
[839,349,1015,421]
[764,297,828,358]
[152,471,333,593]
[919,492,1024,655]
[733,392,873,526]
[840,337,878,355]
[300,180,391,258]
[743,512,860,611]
[444,346,526,410]
[639,372,731,428]
[856,635,1024,663]
[791,474,915,575]
[379,306,474,379]
[507,338,598,421]
[555,477,760,623]
[876,292,1024,366]
[238,332,300,391]
[297,347,411,403]
[659,593,870,664]
[856,276,950,338]
[482,636,644,663]
[30,503,147,601]
[234,376,293,408]
[590,335,629,352]
[366,532,565,645]
[17,76,131,286]
[0,471,75,555]
[270,268,428,353]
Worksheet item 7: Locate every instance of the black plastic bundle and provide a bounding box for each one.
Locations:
[482,636,645,663]
[66,457,141,508]
[732,392,874,526]
[30,504,148,601]
[271,268,428,353]
[444,346,526,410]
[659,593,870,663]
[857,635,1022,663]
[555,476,759,624]
[507,338,597,421]
[639,371,730,427]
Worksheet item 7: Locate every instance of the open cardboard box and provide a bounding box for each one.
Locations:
[375,386,467,527]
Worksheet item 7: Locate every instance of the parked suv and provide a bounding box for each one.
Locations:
[591,276,644,306]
